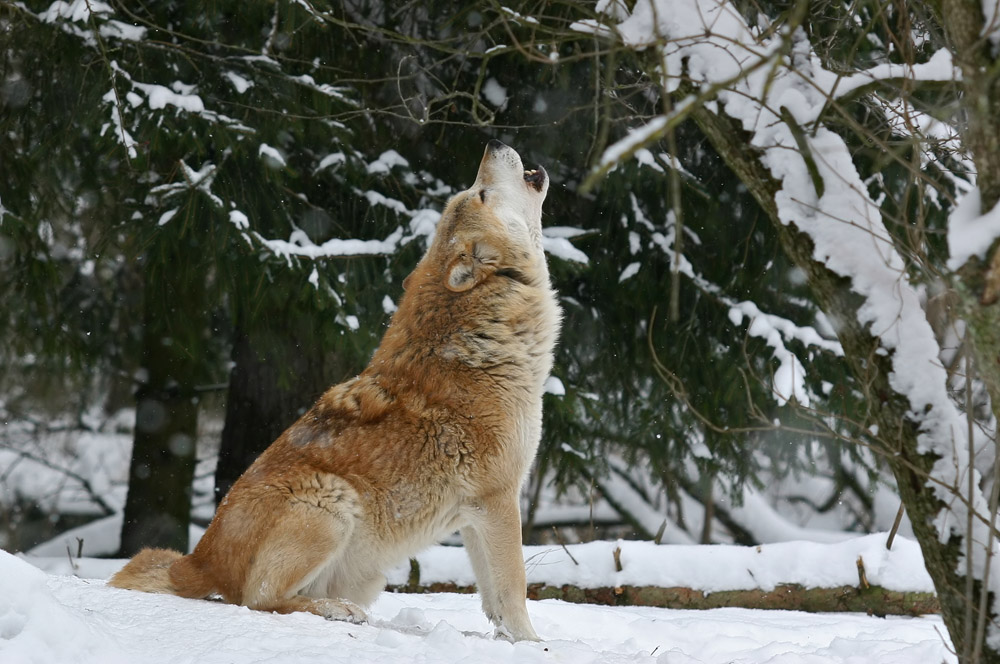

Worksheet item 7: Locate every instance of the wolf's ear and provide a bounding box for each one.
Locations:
[445,242,500,292]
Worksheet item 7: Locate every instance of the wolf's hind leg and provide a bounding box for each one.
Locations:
[240,474,366,623]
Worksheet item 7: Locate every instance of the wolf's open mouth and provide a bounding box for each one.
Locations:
[523,167,547,192]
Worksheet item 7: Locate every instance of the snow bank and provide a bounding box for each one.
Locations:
[0,550,127,664]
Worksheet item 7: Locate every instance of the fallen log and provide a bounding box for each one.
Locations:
[387,551,939,617]
[387,580,938,617]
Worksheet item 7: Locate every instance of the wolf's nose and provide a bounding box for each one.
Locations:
[486,139,508,153]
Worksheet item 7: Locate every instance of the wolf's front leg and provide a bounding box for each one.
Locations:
[463,492,539,641]
[460,525,499,620]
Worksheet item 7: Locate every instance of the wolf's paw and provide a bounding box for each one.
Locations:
[490,614,541,642]
[313,598,368,624]
[493,625,541,642]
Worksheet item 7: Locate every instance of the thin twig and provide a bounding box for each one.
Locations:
[551,527,579,566]
[886,503,905,550]
[65,545,79,573]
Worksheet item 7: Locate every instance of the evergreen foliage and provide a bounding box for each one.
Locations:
[2,0,877,551]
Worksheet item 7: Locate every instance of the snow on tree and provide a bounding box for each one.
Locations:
[575,0,1000,660]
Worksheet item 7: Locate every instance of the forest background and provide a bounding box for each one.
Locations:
[4,0,1000,661]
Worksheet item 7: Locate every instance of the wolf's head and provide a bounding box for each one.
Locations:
[469,139,549,248]
[413,140,549,293]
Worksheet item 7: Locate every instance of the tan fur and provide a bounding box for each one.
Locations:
[108,141,560,641]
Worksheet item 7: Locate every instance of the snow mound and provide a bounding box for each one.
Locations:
[0,550,126,664]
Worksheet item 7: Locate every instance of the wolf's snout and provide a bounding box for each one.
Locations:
[479,140,547,196]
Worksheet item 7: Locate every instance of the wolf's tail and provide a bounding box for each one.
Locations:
[108,548,215,599]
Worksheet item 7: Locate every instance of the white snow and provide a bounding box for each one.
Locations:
[156,208,177,226]
[499,6,540,25]
[619,261,641,282]
[258,143,287,168]
[316,152,346,173]
[254,227,404,261]
[99,20,147,42]
[541,236,589,263]
[288,74,351,103]
[228,209,250,230]
[362,190,411,216]
[100,88,138,159]
[541,227,589,263]
[144,82,204,113]
[481,78,508,109]
[947,187,1000,270]
[149,160,223,209]
[367,150,409,175]
[0,552,128,664]
[596,114,668,174]
[543,375,566,396]
[223,71,254,94]
[3,535,954,664]
[729,305,809,407]
[40,0,113,23]
[726,489,858,545]
[542,226,589,239]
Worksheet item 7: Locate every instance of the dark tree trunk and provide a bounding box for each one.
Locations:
[214,308,329,504]
[119,241,207,557]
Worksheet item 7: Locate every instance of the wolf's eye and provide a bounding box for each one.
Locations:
[478,189,487,203]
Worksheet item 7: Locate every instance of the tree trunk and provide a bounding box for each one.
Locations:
[214,304,330,504]
[936,4,1000,661]
[119,240,207,557]
[942,0,1000,427]
[689,103,997,662]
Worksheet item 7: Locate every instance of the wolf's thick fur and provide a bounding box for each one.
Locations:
[109,141,560,641]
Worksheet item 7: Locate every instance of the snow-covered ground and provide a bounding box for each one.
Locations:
[3,533,953,664]
[1,549,953,664]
